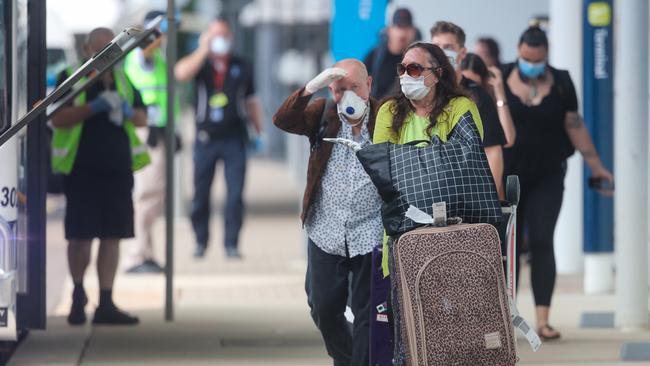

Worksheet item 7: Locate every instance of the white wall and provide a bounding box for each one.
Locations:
[391,0,549,62]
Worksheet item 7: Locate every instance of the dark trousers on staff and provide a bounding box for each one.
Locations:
[191,137,246,250]
[305,239,372,366]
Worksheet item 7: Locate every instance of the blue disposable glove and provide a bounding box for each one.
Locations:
[249,134,264,153]
[89,97,112,114]
[122,100,134,120]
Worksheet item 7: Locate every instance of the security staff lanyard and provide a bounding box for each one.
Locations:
[209,57,230,123]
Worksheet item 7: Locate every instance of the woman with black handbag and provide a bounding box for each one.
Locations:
[372,42,490,366]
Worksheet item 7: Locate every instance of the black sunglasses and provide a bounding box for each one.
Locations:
[396,63,437,77]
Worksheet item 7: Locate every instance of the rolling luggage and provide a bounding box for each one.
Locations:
[389,177,539,366]
[393,219,517,365]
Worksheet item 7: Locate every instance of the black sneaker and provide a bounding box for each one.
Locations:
[194,244,207,259]
[92,306,140,325]
[125,260,164,274]
[67,293,88,326]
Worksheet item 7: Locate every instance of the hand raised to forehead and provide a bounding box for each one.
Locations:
[305,68,348,95]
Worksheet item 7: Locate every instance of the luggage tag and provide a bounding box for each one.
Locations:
[209,92,229,123]
[404,203,448,227]
[509,296,542,352]
[431,202,447,227]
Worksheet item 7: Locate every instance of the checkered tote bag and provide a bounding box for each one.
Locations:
[357,111,501,236]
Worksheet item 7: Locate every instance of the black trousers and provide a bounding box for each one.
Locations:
[516,168,565,307]
[190,138,246,249]
[305,239,371,366]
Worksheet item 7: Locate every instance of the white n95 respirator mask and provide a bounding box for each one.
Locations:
[337,90,368,120]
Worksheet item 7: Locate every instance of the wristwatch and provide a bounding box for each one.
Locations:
[496,99,507,108]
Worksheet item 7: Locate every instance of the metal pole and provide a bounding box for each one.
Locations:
[614,0,649,330]
[165,0,177,322]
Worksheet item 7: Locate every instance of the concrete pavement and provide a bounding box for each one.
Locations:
[9,159,650,365]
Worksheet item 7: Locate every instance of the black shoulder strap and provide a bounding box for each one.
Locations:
[551,67,572,99]
[310,98,335,151]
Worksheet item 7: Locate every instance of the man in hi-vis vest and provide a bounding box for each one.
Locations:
[51,28,149,326]
[122,11,180,274]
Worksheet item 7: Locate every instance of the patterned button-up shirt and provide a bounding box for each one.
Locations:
[305,112,384,257]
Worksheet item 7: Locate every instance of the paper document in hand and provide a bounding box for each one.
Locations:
[322,138,363,152]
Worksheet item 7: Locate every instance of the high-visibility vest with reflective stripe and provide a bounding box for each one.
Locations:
[123,48,179,127]
[51,67,150,174]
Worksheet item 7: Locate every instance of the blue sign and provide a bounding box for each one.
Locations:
[331,0,388,61]
[583,0,614,253]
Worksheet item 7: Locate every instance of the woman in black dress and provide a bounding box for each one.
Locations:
[502,26,614,340]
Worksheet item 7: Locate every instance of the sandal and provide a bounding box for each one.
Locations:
[538,325,561,341]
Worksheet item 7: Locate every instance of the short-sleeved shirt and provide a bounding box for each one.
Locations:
[373,96,484,145]
[502,63,578,177]
[55,69,145,175]
[373,96,484,276]
[461,77,507,148]
[194,55,255,140]
[364,44,403,100]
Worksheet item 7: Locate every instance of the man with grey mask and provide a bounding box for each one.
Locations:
[273,60,382,365]
[175,17,263,259]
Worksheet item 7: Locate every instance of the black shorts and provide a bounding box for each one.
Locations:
[63,169,134,240]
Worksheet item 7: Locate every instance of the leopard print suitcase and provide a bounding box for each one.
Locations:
[393,223,517,366]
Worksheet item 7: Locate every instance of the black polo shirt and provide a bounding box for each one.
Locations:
[194,55,255,140]
[461,76,507,148]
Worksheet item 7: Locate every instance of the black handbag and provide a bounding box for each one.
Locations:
[356,111,501,235]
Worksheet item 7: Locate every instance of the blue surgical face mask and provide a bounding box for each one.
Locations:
[518,58,546,79]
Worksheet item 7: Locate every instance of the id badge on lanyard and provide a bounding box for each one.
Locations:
[210,61,230,123]
[209,92,228,123]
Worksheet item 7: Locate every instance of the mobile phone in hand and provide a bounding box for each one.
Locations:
[588,177,615,191]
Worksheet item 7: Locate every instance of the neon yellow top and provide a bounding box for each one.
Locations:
[372,96,484,276]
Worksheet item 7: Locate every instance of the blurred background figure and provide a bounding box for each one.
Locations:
[460,53,516,147]
[430,21,507,199]
[474,37,502,68]
[51,27,149,326]
[502,26,613,341]
[175,18,263,260]
[364,7,419,100]
[123,10,181,274]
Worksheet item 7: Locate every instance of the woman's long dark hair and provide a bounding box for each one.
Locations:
[386,42,468,136]
[460,52,495,100]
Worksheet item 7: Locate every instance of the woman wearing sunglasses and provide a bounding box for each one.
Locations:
[372,42,486,365]
[373,42,483,147]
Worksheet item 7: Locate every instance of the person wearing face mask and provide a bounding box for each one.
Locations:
[430,21,508,199]
[273,59,382,366]
[122,10,181,274]
[175,18,263,259]
[501,26,613,341]
[373,42,485,366]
